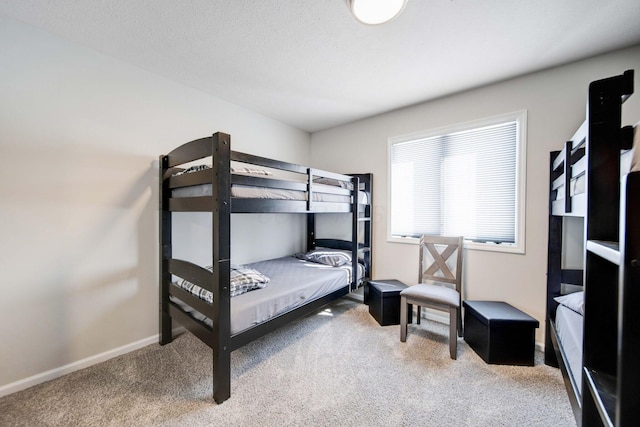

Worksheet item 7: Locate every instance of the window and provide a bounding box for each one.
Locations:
[388,111,527,253]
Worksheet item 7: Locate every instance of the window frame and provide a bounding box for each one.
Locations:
[387,110,527,254]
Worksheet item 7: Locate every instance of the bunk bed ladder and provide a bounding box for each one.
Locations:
[582,70,636,427]
[306,175,361,290]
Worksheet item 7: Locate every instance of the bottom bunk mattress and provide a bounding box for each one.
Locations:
[171,255,363,335]
[554,303,584,395]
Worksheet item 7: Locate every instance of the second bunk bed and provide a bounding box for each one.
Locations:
[546,70,638,425]
[159,132,372,403]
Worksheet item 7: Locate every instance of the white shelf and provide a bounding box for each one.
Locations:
[586,240,621,265]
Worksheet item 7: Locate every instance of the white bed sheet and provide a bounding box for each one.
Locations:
[172,183,368,204]
[554,122,640,202]
[171,256,363,335]
[555,303,584,394]
[230,257,358,334]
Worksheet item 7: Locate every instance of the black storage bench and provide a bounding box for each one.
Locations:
[463,300,539,366]
[368,280,412,326]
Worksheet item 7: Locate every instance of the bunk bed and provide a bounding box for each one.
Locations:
[159,132,373,403]
[546,70,638,426]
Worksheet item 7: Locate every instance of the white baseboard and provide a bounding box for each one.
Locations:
[2,302,546,399]
[0,327,184,398]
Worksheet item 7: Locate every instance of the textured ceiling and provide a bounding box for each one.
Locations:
[1,0,639,132]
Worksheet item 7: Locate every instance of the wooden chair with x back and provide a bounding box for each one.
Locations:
[400,235,464,359]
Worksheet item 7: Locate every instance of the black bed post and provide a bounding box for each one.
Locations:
[159,154,173,345]
[307,214,316,251]
[545,151,562,367]
[212,132,232,404]
[351,176,359,290]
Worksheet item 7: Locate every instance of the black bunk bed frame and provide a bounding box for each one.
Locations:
[159,132,372,403]
[546,70,638,426]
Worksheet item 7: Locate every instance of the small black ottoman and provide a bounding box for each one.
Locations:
[463,300,539,366]
[368,280,412,326]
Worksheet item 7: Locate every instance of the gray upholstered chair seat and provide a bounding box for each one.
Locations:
[400,283,460,308]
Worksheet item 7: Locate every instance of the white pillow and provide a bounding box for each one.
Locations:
[231,166,273,176]
[173,164,274,176]
[295,249,352,267]
[313,177,353,190]
[554,291,584,316]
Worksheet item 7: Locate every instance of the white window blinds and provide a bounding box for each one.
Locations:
[390,113,524,248]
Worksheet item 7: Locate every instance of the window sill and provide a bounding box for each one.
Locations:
[387,236,524,254]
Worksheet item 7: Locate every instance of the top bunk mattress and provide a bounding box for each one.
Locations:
[172,182,369,204]
[551,122,640,216]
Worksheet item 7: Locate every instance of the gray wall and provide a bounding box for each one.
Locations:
[0,15,309,393]
[310,45,640,345]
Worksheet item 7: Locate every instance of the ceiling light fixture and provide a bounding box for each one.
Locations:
[348,0,407,25]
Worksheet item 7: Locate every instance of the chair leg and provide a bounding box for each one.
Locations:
[457,306,463,337]
[449,307,458,360]
[400,296,408,342]
[416,306,421,324]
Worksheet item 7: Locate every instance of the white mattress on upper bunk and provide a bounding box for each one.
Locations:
[172,183,369,204]
[552,123,640,214]
[553,175,585,201]
[555,303,583,395]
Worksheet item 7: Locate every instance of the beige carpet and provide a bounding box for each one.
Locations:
[0,299,575,426]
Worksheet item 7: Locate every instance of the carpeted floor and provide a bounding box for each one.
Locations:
[0,299,575,426]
